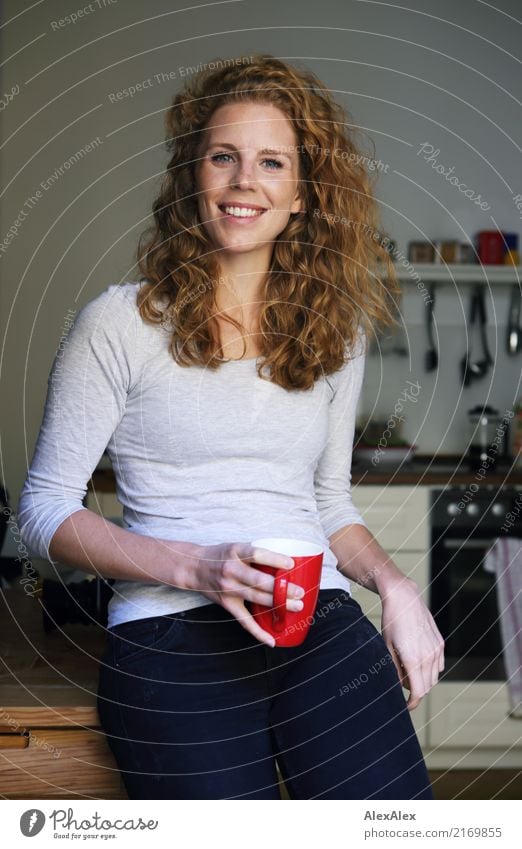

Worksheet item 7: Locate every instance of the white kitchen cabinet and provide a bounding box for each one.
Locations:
[352,484,429,550]
[350,485,430,625]
[429,683,522,749]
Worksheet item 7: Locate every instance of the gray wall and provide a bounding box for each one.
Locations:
[1,0,521,513]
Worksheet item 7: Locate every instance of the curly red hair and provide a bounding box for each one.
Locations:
[135,52,401,390]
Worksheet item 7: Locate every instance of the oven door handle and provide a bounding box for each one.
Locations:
[442,538,495,548]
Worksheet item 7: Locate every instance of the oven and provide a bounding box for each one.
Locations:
[430,485,522,682]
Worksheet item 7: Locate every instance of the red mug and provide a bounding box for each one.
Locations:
[250,538,324,647]
[477,231,505,265]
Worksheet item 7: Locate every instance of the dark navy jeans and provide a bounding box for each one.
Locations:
[97,590,433,800]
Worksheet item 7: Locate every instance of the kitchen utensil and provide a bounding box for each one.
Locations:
[250,538,323,647]
[507,284,521,355]
[474,285,494,375]
[460,287,493,386]
[460,289,480,386]
[425,282,438,371]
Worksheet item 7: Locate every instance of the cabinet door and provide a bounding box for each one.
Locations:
[429,683,522,748]
[352,485,429,550]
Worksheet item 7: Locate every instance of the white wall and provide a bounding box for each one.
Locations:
[1,0,521,511]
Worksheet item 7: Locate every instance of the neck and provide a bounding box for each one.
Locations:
[214,249,272,320]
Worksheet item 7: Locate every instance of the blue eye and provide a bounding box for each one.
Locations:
[210,153,283,169]
[211,153,233,163]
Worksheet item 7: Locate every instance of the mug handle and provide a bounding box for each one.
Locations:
[272,575,288,632]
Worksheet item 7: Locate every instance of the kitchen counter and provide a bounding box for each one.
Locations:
[89,455,522,493]
[351,453,522,486]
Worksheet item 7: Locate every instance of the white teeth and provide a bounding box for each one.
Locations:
[222,206,264,218]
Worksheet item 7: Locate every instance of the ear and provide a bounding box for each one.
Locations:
[290,187,305,215]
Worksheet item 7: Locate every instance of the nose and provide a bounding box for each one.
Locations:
[231,156,257,190]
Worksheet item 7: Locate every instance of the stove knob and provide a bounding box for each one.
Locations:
[466,503,481,517]
[447,503,460,516]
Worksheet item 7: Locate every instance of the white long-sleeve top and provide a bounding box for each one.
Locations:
[17,282,369,628]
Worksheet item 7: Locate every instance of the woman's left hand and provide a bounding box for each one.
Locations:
[380,577,445,711]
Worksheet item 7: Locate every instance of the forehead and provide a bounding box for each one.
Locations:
[202,101,297,147]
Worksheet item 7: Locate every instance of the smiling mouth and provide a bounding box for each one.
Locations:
[218,204,268,218]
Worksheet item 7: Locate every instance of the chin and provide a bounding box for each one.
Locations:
[213,235,273,252]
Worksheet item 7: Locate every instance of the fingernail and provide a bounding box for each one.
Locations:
[289,599,304,611]
[295,587,305,599]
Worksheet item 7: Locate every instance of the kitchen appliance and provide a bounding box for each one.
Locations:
[430,485,522,682]
[466,404,510,471]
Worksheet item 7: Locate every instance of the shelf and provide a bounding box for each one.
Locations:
[391,263,522,284]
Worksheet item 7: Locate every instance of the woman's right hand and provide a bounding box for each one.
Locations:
[191,542,305,646]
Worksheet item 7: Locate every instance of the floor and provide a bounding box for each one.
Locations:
[428,770,521,800]
[278,770,522,800]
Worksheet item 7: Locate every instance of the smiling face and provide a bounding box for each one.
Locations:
[194,101,304,260]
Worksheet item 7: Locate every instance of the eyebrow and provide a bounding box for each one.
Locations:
[206,142,293,160]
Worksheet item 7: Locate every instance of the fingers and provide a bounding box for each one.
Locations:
[225,597,276,648]
[245,544,295,570]
[385,640,425,711]
[242,577,305,611]
[381,602,445,711]
[426,619,445,688]
[405,673,424,711]
[202,544,307,645]
[221,549,304,609]
[394,655,422,711]
[399,644,444,711]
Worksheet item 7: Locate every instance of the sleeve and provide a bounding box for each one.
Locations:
[313,325,368,538]
[16,284,138,560]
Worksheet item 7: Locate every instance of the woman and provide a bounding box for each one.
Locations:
[18,53,444,800]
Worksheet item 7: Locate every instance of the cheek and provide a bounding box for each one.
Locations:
[195,164,216,195]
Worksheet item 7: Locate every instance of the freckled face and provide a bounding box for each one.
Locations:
[194,101,304,255]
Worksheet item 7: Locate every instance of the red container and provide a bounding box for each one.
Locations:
[250,537,324,647]
[477,231,505,264]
